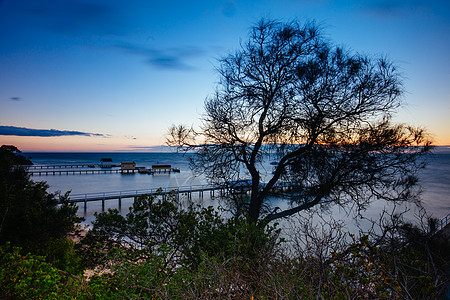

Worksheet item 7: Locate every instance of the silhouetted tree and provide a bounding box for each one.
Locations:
[168,19,431,223]
[0,145,81,254]
[0,145,32,165]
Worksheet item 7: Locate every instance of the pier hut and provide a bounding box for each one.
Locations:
[121,161,136,173]
[152,165,171,174]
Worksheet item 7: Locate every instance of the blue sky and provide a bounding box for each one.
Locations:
[0,0,449,151]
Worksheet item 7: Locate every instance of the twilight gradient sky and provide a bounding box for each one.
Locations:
[1,0,449,151]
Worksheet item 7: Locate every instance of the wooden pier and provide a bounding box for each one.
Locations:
[436,213,450,239]
[63,180,300,214]
[29,169,124,175]
[27,163,180,176]
[26,164,97,169]
[68,184,227,211]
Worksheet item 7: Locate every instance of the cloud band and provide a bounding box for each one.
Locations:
[0,126,107,137]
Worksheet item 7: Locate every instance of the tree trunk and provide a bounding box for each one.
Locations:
[248,177,262,223]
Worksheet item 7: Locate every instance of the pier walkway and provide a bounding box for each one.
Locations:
[26,164,100,169]
[69,184,226,210]
[436,213,450,239]
[67,180,296,210]
[29,169,123,175]
[26,164,178,176]
[437,213,450,231]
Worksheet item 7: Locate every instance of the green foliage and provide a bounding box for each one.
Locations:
[0,244,78,299]
[1,196,447,299]
[73,229,446,299]
[80,192,281,271]
[38,237,84,275]
[1,147,445,299]
[0,145,83,275]
[81,249,171,299]
[376,218,450,299]
[78,191,448,298]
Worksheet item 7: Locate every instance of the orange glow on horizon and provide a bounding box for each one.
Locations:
[0,136,162,152]
[1,131,449,152]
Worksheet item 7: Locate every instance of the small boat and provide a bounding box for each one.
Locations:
[100,158,113,168]
[137,167,147,173]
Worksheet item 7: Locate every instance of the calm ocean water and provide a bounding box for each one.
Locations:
[25,152,199,194]
[23,150,450,225]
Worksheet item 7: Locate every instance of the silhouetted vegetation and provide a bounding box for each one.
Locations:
[79,191,280,271]
[168,19,431,223]
[0,145,83,277]
[0,145,33,166]
[0,145,447,298]
[2,188,448,298]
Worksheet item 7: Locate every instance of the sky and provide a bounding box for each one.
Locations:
[0,0,449,152]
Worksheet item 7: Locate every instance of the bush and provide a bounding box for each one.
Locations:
[0,244,78,299]
[80,192,282,271]
[0,145,83,275]
[0,180,81,253]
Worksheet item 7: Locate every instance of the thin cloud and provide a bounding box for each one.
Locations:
[9,97,21,101]
[221,0,237,17]
[360,0,429,18]
[20,1,123,37]
[0,125,108,137]
[17,2,207,70]
[126,145,173,152]
[117,43,206,70]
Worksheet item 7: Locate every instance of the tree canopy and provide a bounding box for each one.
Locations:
[0,145,32,166]
[167,19,431,223]
[0,145,81,255]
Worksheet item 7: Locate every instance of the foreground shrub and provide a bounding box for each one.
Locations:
[2,179,447,299]
[79,193,281,271]
[0,145,84,277]
[0,244,78,299]
[2,216,448,299]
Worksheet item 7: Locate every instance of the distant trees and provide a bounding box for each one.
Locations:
[168,19,431,223]
[0,144,32,166]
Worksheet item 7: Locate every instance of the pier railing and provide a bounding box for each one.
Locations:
[69,184,223,204]
[437,213,450,232]
[26,164,177,175]
[66,181,298,210]
[26,164,97,169]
